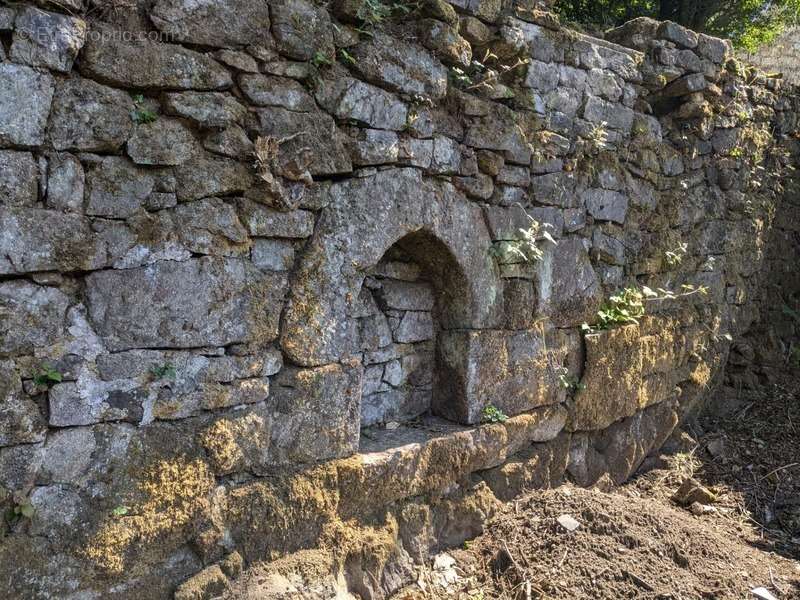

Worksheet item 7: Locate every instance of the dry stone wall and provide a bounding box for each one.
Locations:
[0,1,797,598]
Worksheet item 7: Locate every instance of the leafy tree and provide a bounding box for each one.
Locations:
[555,0,800,50]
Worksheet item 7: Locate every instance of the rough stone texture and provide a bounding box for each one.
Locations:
[86,257,287,351]
[0,64,54,147]
[10,7,86,72]
[315,77,408,130]
[0,151,38,206]
[48,77,133,152]
[270,0,334,61]
[163,92,248,128]
[80,26,233,90]
[0,281,70,355]
[127,119,198,166]
[151,0,272,48]
[86,157,155,218]
[239,74,315,111]
[350,31,449,100]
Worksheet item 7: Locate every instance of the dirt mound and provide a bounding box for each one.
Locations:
[396,377,800,600]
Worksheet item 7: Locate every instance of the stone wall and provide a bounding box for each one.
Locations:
[0,1,797,598]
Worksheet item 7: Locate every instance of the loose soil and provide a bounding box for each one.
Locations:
[396,376,800,599]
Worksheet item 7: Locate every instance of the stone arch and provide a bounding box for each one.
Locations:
[280,169,503,422]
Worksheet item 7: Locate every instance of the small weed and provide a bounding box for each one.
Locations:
[311,51,332,68]
[112,506,130,517]
[499,206,558,263]
[33,365,62,387]
[356,0,415,27]
[5,493,34,526]
[557,367,585,392]
[665,242,688,266]
[729,147,744,159]
[338,48,356,66]
[583,285,709,333]
[482,404,508,423]
[130,94,157,124]
[150,363,176,380]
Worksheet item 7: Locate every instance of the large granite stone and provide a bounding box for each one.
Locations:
[239,74,316,111]
[175,153,253,202]
[350,31,448,100]
[86,257,287,351]
[238,200,315,238]
[86,157,155,218]
[46,153,84,212]
[163,92,248,128]
[535,237,602,327]
[10,6,86,72]
[80,26,232,90]
[437,328,573,424]
[0,281,70,356]
[250,107,351,176]
[281,169,502,366]
[48,77,134,152]
[127,119,199,166]
[0,150,38,206]
[0,208,104,274]
[0,64,54,147]
[568,399,679,486]
[151,0,272,48]
[270,0,334,61]
[568,324,644,431]
[315,77,408,131]
[268,363,362,464]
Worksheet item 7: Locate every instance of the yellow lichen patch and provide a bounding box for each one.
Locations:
[689,361,712,388]
[84,457,215,575]
[199,415,266,475]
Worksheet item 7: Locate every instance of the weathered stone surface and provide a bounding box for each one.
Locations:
[481,432,571,501]
[163,92,248,128]
[464,108,532,164]
[10,7,86,72]
[126,119,199,166]
[418,19,472,67]
[86,257,287,351]
[437,328,573,424]
[175,153,253,202]
[0,150,38,206]
[239,74,316,111]
[270,0,334,61]
[315,77,408,131]
[0,281,70,356]
[569,324,644,431]
[252,239,295,271]
[268,363,362,464]
[251,108,352,176]
[48,77,133,152]
[46,153,84,212]
[657,20,698,49]
[583,95,634,132]
[394,312,434,343]
[350,31,448,100]
[568,399,679,486]
[204,125,254,158]
[151,0,271,48]
[661,73,707,97]
[239,200,315,238]
[0,64,54,148]
[281,169,502,366]
[350,129,400,166]
[80,27,232,90]
[0,361,46,447]
[583,188,628,224]
[536,237,602,327]
[86,157,155,218]
[0,208,104,274]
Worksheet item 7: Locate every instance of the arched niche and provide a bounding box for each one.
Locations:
[280,168,504,424]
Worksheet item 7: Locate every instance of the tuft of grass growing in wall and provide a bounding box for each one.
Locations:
[150,363,176,380]
[481,404,508,423]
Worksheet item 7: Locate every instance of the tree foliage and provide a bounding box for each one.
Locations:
[555,0,800,50]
